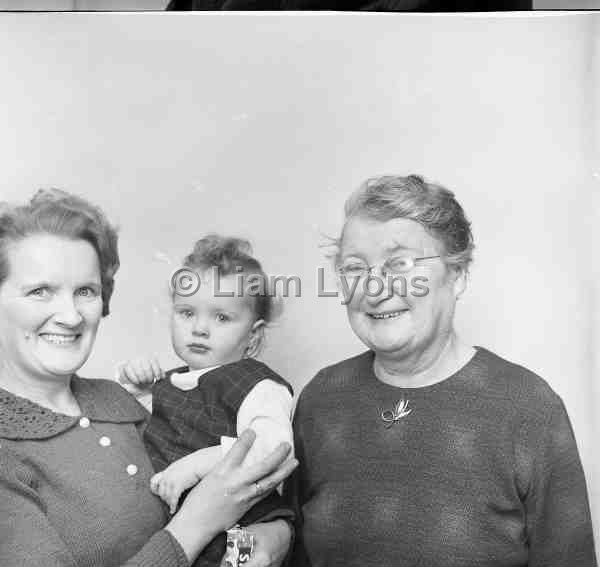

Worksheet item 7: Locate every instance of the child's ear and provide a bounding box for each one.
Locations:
[246,319,266,358]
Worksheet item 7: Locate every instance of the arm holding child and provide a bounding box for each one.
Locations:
[152,378,294,512]
[117,358,296,567]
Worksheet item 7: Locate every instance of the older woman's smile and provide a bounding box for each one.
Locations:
[39,332,82,345]
[367,309,409,320]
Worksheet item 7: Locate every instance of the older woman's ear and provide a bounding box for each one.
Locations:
[451,266,468,300]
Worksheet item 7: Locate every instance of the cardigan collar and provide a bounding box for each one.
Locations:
[0,375,147,440]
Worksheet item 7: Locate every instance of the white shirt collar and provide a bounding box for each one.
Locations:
[169,364,221,391]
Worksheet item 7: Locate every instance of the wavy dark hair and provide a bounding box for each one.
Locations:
[0,189,119,317]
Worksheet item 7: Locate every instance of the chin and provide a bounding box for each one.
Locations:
[361,327,411,352]
[186,359,212,370]
[41,364,84,378]
[186,354,217,370]
[352,327,407,352]
[370,340,410,356]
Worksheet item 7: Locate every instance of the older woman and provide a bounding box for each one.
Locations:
[0,189,297,567]
[288,175,596,566]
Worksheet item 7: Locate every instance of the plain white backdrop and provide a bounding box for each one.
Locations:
[0,11,598,547]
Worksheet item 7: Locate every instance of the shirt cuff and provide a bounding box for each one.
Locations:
[220,435,236,457]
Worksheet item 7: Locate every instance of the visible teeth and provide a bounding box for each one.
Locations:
[40,334,78,344]
[370,311,405,319]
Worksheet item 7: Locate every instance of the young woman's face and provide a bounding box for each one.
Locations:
[0,234,103,382]
[171,272,260,370]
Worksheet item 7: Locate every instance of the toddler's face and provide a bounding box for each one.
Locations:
[171,272,259,370]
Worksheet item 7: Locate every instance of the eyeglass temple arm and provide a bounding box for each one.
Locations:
[414,255,441,261]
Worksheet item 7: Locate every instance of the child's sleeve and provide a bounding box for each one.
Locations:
[220,380,294,467]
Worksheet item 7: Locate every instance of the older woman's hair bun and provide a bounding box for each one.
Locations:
[183,234,275,324]
[343,174,474,273]
[0,189,119,316]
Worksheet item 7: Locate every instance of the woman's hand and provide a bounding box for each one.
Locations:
[165,430,298,563]
[244,520,293,567]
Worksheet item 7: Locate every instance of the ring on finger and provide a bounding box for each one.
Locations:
[254,481,262,496]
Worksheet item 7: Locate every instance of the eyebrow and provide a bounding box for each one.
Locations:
[384,243,421,254]
[20,280,101,292]
[341,243,420,260]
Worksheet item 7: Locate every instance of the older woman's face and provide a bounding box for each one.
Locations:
[0,234,103,381]
[339,216,464,361]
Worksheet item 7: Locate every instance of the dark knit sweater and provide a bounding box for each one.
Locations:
[0,376,189,567]
[287,347,596,567]
[144,358,295,567]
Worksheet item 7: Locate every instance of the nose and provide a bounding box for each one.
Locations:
[368,264,386,278]
[192,317,210,338]
[363,271,394,306]
[53,293,84,328]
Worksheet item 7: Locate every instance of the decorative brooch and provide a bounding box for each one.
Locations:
[380,398,412,428]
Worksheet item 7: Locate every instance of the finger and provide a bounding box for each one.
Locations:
[123,363,142,385]
[159,483,169,502]
[149,358,163,382]
[150,473,161,493]
[162,490,172,509]
[242,551,269,567]
[245,459,298,507]
[136,359,155,384]
[220,429,257,469]
[166,481,177,505]
[241,442,292,482]
[117,363,133,384]
[116,364,128,385]
[167,492,177,514]
[166,480,182,514]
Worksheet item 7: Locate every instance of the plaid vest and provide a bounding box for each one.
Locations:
[144,358,293,473]
[143,359,295,567]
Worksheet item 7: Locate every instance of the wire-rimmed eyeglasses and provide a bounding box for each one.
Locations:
[336,254,441,278]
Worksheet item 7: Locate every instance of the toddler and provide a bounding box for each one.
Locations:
[118,235,294,567]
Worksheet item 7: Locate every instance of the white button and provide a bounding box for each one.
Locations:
[99,436,111,447]
[79,417,90,428]
[126,464,138,476]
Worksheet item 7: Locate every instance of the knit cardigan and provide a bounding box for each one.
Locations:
[0,376,189,567]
